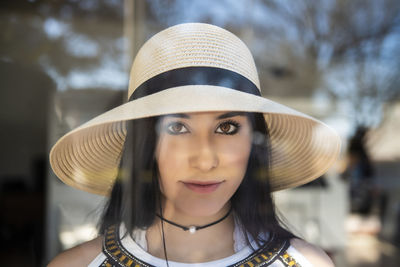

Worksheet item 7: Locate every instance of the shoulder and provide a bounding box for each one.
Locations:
[290,238,334,267]
[47,236,102,267]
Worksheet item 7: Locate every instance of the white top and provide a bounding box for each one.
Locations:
[88,223,313,267]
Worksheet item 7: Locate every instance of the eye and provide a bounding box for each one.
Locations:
[216,120,241,135]
[166,122,189,135]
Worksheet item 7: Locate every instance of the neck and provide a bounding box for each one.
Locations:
[156,206,232,233]
[146,205,235,263]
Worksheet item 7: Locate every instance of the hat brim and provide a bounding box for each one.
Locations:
[50,85,341,195]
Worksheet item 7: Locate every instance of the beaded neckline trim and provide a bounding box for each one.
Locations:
[100,224,301,267]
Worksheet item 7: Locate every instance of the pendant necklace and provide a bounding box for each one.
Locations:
[156,207,232,234]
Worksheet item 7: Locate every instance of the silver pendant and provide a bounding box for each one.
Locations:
[189,226,197,234]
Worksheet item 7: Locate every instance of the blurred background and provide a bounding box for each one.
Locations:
[1,0,400,266]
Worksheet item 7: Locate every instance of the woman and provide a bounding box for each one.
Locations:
[48,23,340,266]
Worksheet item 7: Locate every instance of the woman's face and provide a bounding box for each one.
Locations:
[155,111,252,217]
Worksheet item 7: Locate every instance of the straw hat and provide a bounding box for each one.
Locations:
[50,23,341,196]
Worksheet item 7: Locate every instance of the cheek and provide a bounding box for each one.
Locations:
[220,137,252,170]
[155,137,186,190]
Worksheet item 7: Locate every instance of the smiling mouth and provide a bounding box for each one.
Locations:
[182,181,223,194]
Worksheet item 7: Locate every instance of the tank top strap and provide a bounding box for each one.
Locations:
[227,235,301,267]
[101,224,155,267]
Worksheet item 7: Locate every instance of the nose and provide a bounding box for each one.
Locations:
[189,136,219,172]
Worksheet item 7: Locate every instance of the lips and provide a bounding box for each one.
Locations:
[182,181,223,194]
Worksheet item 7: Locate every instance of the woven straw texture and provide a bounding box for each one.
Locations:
[129,23,260,97]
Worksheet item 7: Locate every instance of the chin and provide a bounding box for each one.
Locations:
[176,199,228,218]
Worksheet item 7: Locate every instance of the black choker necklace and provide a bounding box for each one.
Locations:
[156,207,232,234]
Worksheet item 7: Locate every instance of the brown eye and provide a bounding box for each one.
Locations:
[216,121,240,135]
[167,122,188,134]
[220,123,232,133]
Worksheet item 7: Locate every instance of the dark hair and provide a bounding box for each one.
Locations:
[99,112,295,248]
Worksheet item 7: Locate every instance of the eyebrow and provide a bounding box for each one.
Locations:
[216,111,247,119]
[163,111,247,119]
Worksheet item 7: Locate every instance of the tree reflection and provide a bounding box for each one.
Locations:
[1,0,126,91]
[145,0,400,128]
